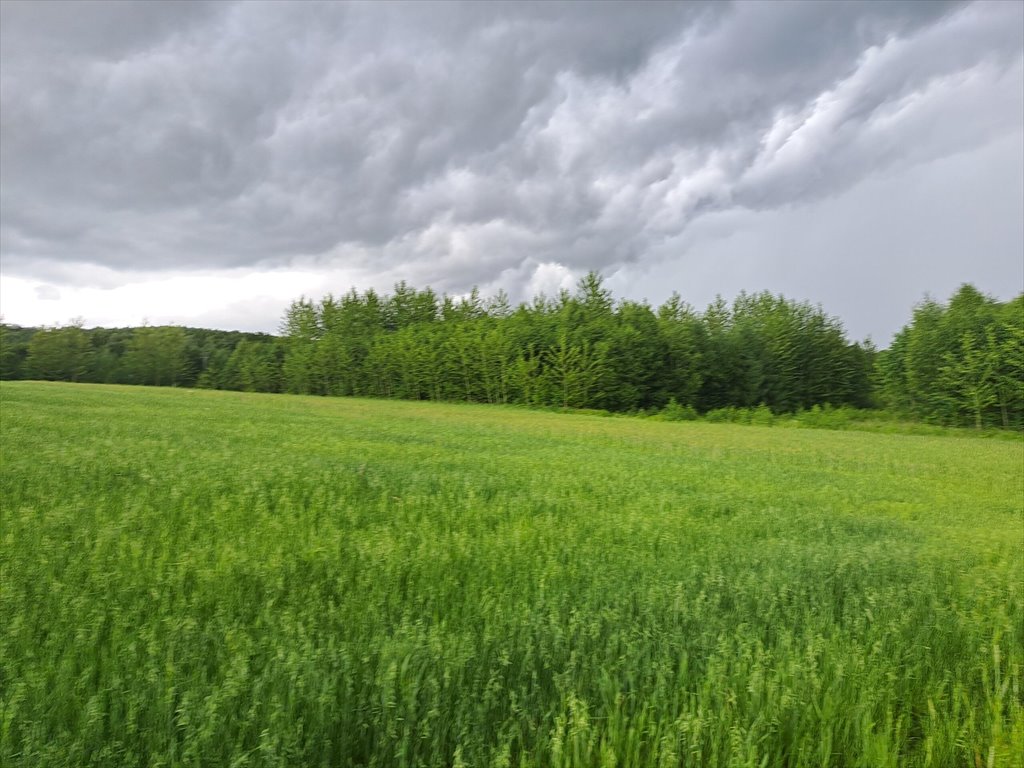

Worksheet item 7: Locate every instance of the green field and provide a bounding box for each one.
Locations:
[1,382,1021,767]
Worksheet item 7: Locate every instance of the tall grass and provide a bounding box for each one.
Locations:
[1,382,1021,766]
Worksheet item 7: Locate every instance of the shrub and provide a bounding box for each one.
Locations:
[704,407,731,423]
[751,404,775,426]
[661,397,699,422]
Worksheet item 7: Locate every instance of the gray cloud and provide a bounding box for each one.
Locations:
[34,284,60,301]
[1,0,1021,338]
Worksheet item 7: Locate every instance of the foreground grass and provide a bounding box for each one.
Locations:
[1,381,1021,767]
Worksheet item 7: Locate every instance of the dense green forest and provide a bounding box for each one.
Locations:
[2,276,1021,428]
[0,324,276,391]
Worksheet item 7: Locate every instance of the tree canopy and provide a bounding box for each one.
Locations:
[2,278,1020,428]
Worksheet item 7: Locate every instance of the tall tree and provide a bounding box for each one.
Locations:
[939,331,997,429]
[0,324,30,380]
[281,299,321,395]
[25,323,92,382]
[124,326,188,387]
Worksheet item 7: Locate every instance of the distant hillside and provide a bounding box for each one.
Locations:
[0,323,279,390]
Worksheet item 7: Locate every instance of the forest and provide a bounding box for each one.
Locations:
[1,276,1021,429]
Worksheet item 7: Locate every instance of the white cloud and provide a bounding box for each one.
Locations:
[33,285,60,301]
[1,268,350,331]
[528,262,577,299]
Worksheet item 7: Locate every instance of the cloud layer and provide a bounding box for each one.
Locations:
[1,0,1021,340]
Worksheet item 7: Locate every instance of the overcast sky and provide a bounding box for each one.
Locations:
[1,0,1021,344]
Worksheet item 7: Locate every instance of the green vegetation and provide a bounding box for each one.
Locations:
[274,276,876,414]
[2,382,1021,766]
[6,280,1015,449]
[0,321,276,391]
[3,280,1021,430]
[877,286,1024,430]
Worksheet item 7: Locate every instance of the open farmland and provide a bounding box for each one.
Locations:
[1,381,1021,767]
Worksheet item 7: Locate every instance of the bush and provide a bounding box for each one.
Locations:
[661,397,699,422]
[751,404,775,426]
[705,406,736,423]
[795,404,853,430]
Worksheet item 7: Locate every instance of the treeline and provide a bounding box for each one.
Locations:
[277,274,875,414]
[876,284,1023,429]
[0,323,280,391]
[2,277,1021,428]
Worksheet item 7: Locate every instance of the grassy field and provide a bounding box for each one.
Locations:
[1,381,1021,767]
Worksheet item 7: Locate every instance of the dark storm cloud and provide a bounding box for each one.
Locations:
[1,0,1020,303]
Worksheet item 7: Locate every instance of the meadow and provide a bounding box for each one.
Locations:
[0,381,1021,767]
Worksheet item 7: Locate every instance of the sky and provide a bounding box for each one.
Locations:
[1,0,1021,345]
